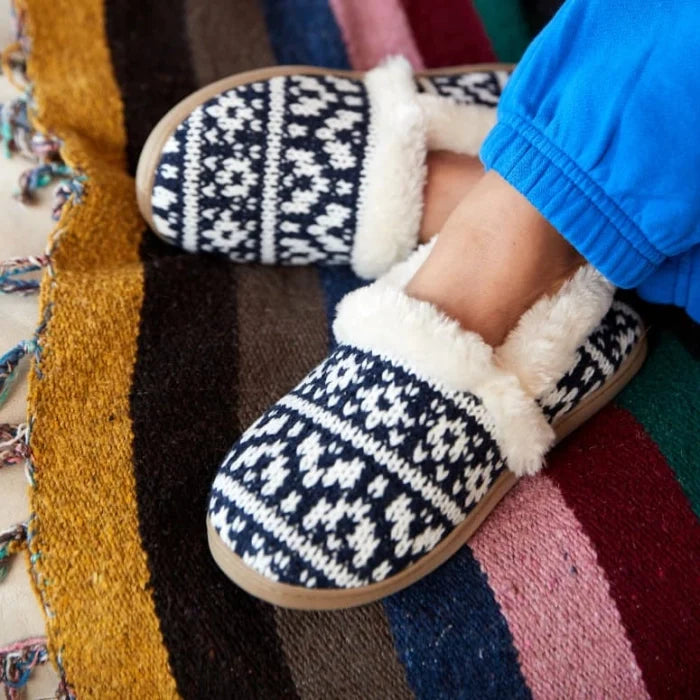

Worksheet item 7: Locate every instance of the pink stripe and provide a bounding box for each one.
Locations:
[328,0,424,70]
[470,475,648,698]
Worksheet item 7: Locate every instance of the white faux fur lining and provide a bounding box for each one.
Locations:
[380,236,436,288]
[334,248,555,477]
[351,58,498,279]
[495,266,615,398]
[417,94,497,155]
[352,56,427,280]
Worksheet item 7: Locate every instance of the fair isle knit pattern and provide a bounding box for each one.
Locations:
[150,70,504,266]
[152,74,370,264]
[208,298,644,590]
[209,345,505,588]
[417,70,509,106]
[538,300,643,422]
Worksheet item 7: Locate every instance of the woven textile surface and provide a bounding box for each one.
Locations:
[6,0,699,697]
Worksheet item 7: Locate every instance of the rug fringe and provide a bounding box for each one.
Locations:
[0,338,37,407]
[0,636,76,700]
[51,175,85,221]
[0,422,30,466]
[1,62,83,214]
[1,4,81,697]
[15,161,71,204]
[0,637,47,699]
[0,255,49,294]
[0,41,27,93]
[0,521,27,583]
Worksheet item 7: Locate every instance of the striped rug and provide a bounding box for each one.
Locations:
[9,0,699,697]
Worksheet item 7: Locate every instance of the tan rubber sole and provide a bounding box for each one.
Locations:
[135,62,514,235]
[207,333,648,610]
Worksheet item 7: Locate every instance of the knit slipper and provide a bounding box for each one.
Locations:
[136,57,509,279]
[206,244,647,609]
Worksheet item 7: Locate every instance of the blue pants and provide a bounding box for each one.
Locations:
[480,0,700,321]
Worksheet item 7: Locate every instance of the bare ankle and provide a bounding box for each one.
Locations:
[407,171,585,346]
[419,152,484,243]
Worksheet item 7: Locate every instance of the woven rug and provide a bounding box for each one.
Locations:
[2,0,698,697]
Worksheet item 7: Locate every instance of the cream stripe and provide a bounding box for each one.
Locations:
[182,106,204,250]
[260,76,285,264]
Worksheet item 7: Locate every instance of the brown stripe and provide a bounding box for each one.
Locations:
[275,606,413,699]
[235,266,412,699]
[234,266,329,429]
[129,253,298,698]
[185,0,275,87]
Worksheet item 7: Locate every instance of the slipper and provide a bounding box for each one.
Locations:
[205,243,647,609]
[136,57,509,279]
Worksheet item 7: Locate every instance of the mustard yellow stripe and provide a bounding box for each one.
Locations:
[23,0,179,696]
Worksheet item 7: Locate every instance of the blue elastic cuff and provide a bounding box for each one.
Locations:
[480,112,666,289]
[637,247,700,322]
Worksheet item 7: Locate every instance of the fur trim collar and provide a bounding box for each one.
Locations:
[334,250,555,476]
[496,265,615,398]
[335,242,615,476]
[351,59,498,280]
[352,56,427,279]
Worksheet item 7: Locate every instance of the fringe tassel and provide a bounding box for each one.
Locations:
[0,338,37,407]
[0,97,36,160]
[0,637,76,700]
[0,255,49,294]
[0,423,29,466]
[0,522,27,583]
[8,0,28,53]
[0,41,27,93]
[0,638,47,700]
[52,174,85,221]
[0,94,62,162]
[1,7,78,700]
[0,95,79,208]
[16,162,72,204]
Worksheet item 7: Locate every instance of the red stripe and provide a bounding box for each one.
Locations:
[400,0,496,67]
[548,405,700,698]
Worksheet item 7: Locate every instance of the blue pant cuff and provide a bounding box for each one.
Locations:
[479,114,664,289]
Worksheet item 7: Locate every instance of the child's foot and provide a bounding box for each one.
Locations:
[136,58,504,279]
[206,239,645,609]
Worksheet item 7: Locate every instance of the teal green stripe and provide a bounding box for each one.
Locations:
[617,331,700,517]
[472,0,532,62]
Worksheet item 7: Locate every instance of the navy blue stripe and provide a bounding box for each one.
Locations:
[261,0,351,68]
[318,266,365,347]
[383,548,531,700]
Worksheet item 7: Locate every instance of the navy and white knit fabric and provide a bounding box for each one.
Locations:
[152,74,369,264]
[150,70,504,265]
[208,299,643,590]
[417,70,509,106]
[539,300,643,422]
[209,345,505,589]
